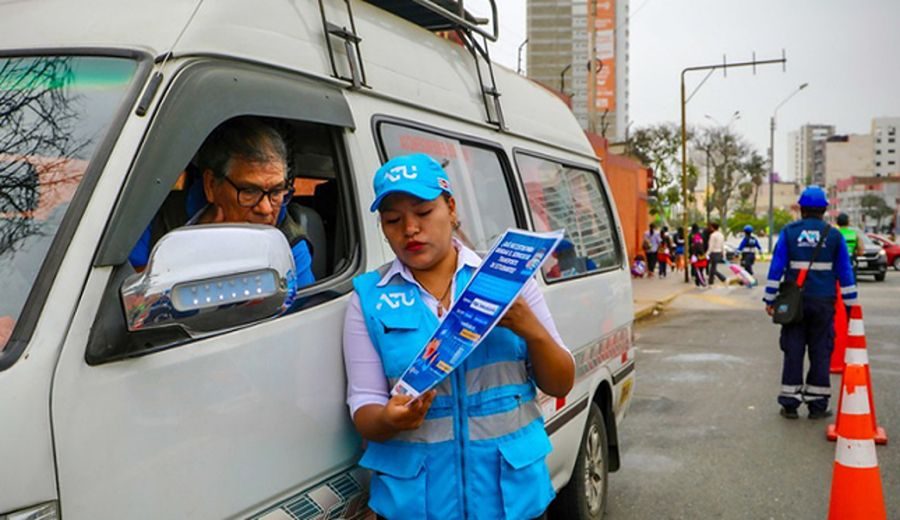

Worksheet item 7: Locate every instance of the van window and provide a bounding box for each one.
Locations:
[515,152,620,280]
[377,122,517,253]
[129,116,353,304]
[0,55,137,351]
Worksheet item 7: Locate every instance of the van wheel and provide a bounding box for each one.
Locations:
[874,271,886,282]
[550,402,608,519]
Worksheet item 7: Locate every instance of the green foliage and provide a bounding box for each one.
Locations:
[629,123,690,216]
[860,194,894,225]
[726,208,793,236]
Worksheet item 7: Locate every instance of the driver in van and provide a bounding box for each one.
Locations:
[128,117,315,289]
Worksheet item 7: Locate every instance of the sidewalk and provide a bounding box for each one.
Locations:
[632,269,695,321]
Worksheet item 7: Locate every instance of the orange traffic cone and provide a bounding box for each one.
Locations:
[827,364,886,520]
[827,305,888,444]
[830,283,848,374]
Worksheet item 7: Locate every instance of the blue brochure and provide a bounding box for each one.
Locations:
[391,228,565,399]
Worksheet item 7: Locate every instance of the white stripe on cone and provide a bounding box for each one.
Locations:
[848,319,865,336]
[844,348,869,366]
[835,436,878,469]
[840,386,871,416]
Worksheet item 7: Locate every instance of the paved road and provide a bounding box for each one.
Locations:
[606,265,900,519]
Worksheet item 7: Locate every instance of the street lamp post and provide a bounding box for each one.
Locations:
[679,54,786,283]
[767,82,809,253]
[516,38,528,75]
[559,63,573,95]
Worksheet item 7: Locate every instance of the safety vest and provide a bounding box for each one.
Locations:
[779,219,850,299]
[353,266,555,520]
[839,226,858,257]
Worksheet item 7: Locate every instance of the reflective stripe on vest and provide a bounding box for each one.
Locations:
[789,260,833,271]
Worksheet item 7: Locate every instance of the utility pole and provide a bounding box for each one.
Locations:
[767,83,809,253]
[680,53,787,283]
[587,0,598,134]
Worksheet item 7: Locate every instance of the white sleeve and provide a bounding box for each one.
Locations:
[519,278,571,355]
[343,292,390,417]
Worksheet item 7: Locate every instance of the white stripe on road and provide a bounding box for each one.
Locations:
[835,437,879,469]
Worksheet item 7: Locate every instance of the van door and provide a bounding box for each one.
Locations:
[50,59,369,519]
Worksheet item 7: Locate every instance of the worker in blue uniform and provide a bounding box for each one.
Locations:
[763,186,857,419]
[736,224,763,274]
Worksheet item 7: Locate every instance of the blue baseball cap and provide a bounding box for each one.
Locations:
[370,153,453,212]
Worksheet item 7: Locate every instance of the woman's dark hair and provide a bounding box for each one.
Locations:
[801,206,826,219]
[837,213,850,226]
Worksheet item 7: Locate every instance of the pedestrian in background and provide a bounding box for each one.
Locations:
[689,224,706,286]
[706,222,727,285]
[674,227,686,271]
[737,224,763,275]
[836,213,864,270]
[642,223,660,277]
[657,231,671,278]
[763,186,857,420]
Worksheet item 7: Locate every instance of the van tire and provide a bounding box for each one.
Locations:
[874,271,886,282]
[550,402,608,519]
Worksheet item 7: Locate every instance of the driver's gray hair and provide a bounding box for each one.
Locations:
[197,117,288,180]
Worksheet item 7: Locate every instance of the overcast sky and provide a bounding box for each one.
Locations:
[469,0,900,180]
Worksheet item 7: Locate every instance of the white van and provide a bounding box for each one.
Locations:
[0,1,635,518]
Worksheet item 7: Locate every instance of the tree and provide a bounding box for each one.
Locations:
[860,194,893,229]
[0,56,85,257]
[692,126,760,234]
[628,123,694,219]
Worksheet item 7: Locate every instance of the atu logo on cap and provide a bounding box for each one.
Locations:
[385,164,418,182]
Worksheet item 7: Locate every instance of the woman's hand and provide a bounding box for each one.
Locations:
[353,390,437,442]
[500,297,574,397]
[498,297,543,342]
[382,391,437,431]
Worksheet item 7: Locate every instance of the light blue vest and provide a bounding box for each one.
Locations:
[353,265,555,520]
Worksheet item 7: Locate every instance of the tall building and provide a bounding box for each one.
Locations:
[824,134,873,189]
[788,124,834,186]
[872,117,900,177]
[526,0,629,141]
[787,130,802,182]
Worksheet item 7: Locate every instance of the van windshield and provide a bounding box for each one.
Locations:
[0,55,137,351]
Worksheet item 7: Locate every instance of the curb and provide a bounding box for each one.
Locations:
[633,287,693,322]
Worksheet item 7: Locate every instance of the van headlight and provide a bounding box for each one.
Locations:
[0,501,58,520]
[877,249,887,260]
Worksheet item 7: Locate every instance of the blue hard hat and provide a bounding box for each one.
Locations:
[743,225,753,233]
[370,153,453,212]
[797,186,829,208]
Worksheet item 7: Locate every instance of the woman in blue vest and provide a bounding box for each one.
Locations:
[343,153,575,519]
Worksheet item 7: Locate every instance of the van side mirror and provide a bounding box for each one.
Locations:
[121,224,296,336]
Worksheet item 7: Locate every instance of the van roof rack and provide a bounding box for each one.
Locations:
[363,0,498,42]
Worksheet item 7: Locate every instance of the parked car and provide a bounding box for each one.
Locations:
[867,233,900,271]
[856,231,888,281]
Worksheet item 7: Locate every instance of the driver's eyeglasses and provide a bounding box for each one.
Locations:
[223,177,292,208]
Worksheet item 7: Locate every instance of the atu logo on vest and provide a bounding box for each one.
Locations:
[376,292,416,310]
[797,230,824,247]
